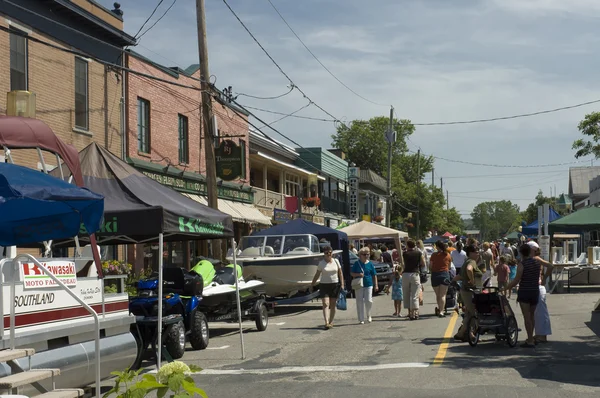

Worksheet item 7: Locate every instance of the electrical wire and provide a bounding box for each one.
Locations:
[132,0,165,38]
[137,0,178,42]
[259,101,313,128]
[450,194,541,201]
[451,173,566,194]
[414,99,600,126]
[441,169,572,179]
[408,150,591,169]
[236,85,295,100]
[241,105,337,122]
[221,0,347,126]
[266,0,388,107]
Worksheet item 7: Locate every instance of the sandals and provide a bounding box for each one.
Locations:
[520,342,536,348]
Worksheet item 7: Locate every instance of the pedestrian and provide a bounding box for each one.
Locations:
[447,241,456,253]
[507,257,517,299]
[527,241,553,344]
[430,240,452,317]
[386,267,404,317]
[402,239,425,320]
[495,255,510,294]
[504,243,539,348]
[480,242,494,287]
[381,245,393,266]
[311,246,344,330]
[453,244,483,341]
[349,243,358,255]
[351,247,378,324]
[451,241,467,274]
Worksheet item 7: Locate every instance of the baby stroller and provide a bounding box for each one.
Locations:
[444,283,458,314]
[463,285,519,347]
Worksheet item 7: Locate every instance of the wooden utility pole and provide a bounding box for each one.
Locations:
[196,0,221,259]
[386,106,394,228]
[431,167,434,187]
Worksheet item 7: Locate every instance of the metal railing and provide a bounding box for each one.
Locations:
[10,254,101,398]
[320,196,348,215]
[252,188,288,207]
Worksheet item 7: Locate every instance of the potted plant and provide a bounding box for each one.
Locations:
[302,196,321,208]
[373,215,384,223]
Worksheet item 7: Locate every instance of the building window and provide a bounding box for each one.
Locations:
[137,97,150,153]
[9,29,28,91]
[240,140,246,179]
[285,174,300,197]
[74,57,89,130]
[178,114,189,164]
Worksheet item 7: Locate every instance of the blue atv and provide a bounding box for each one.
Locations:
[129,266,209,363]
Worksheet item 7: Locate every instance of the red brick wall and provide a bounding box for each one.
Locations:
[0,15,123,166]
[126,54,250,184]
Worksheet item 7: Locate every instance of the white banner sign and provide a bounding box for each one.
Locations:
[539,235,551,262]
[20,261,77,290]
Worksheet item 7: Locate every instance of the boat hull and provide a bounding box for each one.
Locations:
[200,280,265,311]
[239,255,322,298]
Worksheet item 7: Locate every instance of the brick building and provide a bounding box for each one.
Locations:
[123,52,270,270]
[0,0,134,166]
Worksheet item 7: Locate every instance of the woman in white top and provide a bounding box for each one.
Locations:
[450,241,467,272]
[311,246,345,329]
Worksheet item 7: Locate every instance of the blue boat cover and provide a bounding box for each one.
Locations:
[0,163,104,246]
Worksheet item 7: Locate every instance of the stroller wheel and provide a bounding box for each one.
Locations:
[506,315,518,347]
[467,317,480,347]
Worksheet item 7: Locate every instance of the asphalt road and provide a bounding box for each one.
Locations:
[170,288,600,398]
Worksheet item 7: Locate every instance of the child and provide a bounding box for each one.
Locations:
[386,268,403,317]
[507,257,517,299]
[494,255,510,296]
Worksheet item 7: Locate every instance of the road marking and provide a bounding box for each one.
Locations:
[433,311,459,366]
[207,345,230,350]
[199,362,430,375]
[273,322,286,326]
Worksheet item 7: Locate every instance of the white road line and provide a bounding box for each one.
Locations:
[206,345,230,350]
[273,322,286,326]
[199,362,430,375]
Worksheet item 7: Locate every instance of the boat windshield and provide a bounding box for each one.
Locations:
[239,235,321,257]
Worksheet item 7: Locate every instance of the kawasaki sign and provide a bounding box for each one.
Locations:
[79,216,119,235]
[178,217,225,235]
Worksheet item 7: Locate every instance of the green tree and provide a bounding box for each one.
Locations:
[521,190,568,225]
[471,200,520,242]
[572,111,600,158]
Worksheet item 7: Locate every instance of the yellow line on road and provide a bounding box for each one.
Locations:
[432,311,458,366]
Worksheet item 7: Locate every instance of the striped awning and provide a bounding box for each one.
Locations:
[182,193,272,226]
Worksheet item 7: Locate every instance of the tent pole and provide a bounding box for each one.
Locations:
[232,238,245,359]
[157,233,164,369]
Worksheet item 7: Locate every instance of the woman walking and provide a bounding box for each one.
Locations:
[402,240,425,320]
[527,241,553,343]
[505,244,539,347]
[430,240,452,317]
[351,247,378,324]
[311,246,344,329]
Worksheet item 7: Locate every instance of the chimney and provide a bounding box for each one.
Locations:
[111,2,124,17]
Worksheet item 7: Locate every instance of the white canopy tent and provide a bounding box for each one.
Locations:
[339,221,408,261]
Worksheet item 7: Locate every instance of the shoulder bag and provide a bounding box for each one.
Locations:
[419,252,428,283]
[351,262,364,290]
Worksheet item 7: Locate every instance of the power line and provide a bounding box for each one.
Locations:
[236,85,295,100]
[221,0,346,126]
[441,169,572,179]
[408,150,591,168]
[414,99,600,126]
[452,173,565,194]
[241,104,337,122]
[450,195,539,201]
[132,0,165,38]
[259,101,313,128]
[266,0,388,107]
[137,0,178,42]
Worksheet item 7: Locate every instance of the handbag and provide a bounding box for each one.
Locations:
[351,262,365,290]
[419,252,428,283]
[336,289,347,311]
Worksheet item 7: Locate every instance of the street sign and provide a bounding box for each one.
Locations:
[215,139,243,181]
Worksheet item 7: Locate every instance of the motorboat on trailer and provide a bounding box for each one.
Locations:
[231,234,326,298]
[0,116,136,395]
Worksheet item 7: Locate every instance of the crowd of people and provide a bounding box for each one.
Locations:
[312,237,554,347]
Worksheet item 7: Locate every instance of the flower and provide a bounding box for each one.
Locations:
[156,361,191,383]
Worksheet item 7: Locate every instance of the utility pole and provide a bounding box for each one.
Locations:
[196,0,220,259]
[416,149,421,239]
[440,177,443,193]
[385,106,395,228]
[446,190,449,211]
[432,167,434,187]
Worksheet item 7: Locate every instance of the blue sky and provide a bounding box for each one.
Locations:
[100,0,600,218]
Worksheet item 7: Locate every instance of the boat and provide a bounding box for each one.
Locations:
[0,116,136,396]
[232,234,325,298]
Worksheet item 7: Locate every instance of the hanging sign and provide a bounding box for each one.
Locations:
[215,139,243,181]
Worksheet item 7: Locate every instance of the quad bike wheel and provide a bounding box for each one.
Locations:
[467,317,480,347]
[164,321,186,359]
[189,311,210,350]
[255,303,269,331]
[506,315,519,348]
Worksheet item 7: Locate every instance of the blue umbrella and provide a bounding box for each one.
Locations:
[0,163,104,246]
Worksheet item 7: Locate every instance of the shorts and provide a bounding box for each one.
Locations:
[319,283,340,299]
[497,281,508,290]
[431,271,450,287]
[517,289,539,305]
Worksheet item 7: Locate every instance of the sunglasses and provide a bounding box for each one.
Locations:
[360,253,368,256]
[324,251,332,255]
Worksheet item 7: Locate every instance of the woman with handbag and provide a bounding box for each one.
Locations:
[430,240,452,318]
[351,247,378,324]
[402,240,426,320]
[311,246,345,329]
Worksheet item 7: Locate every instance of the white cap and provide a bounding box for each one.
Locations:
[527,241,540,250]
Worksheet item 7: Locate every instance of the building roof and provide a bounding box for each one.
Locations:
[568,166,600,198]
[359,169,387,192]
[249,129,298,160]
[557,193,573,205]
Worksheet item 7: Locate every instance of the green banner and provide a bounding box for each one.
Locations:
[215,139,243,181]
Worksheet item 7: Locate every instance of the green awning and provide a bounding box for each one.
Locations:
[549,207,600,230]
[505,231,520,240]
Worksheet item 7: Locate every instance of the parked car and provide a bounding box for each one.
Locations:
[346,252,393,294]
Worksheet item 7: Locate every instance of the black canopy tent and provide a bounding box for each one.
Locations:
[50,142,234,246]
[49,143,247,364]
